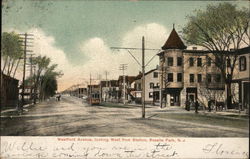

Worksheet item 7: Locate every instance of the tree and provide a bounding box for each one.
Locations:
[1,32,23,77]
[32,55,51,104]
[183,3,250,109]
[39,64,62,100]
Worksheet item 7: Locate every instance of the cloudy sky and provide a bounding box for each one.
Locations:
[2,0,248,91]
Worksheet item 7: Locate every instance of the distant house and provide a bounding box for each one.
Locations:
[100,80,119,102]
[72,87,87,98]
[117,76,136,103]
[132,69,159,105]
[1,73,19,108]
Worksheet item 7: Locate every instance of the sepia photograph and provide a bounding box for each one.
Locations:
[1,0,249,158]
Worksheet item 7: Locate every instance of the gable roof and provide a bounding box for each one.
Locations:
[162,28,187,50]
[118,76,136,83]
[134,69,157,80]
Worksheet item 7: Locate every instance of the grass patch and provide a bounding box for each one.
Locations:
[157,113,249,129]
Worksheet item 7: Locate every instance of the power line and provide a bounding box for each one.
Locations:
[111,37,161,118]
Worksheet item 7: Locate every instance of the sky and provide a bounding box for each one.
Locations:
[2,0,249,91]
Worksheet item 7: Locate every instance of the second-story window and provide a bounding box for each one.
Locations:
[168,73,173,82]
[215,57,220,65]
[177,73,182,82]
[168,57,173,66]
[138,83,141,90]
[197,58,202,67]
[153,72,158,78]
[227,59,231,67]
[197,74,202,83]
[207,74,212,83]
[150,83,154,88]
[189,57,194,67]
[207,57,211,66]
[149,92,153,98]
[215,74,221,82]
[239,56,246,71]
[189,74,194,83]
[177,57,182,66]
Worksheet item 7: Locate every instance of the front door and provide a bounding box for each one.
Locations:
[188,93,195,102]
[170,93,180,106]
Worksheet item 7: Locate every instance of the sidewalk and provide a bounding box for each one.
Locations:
[1,103,35,116]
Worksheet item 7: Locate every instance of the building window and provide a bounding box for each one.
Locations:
[197,58,202,67]
[153,72,158,78]
[207,74,212,83]
[177,57,182,66]
[150,83,154,88]
[138,83,141,90]
[189,74,194,83]
[197,74,202,83]
[215,74,221,82]
[215,57,220,65]
[207,57,211,66]
[189,57,194,67]
[177,73,182,82]
[168,57,173,66]
[239,56,246,71]
[149,92,153,98]
[227,59,231,67]
[168,73,173,82]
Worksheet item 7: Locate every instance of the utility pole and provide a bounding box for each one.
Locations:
[89,73,92,105]
[105,71,109,102]
[141,37,145,118]
[111,37,160,118]
[26,54,35,100]
[105,71,108,87]
[119,64,128,105]
[158,64,164,109]
[19,33,34,109]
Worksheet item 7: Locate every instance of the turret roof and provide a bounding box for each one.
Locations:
[162,28,187,50]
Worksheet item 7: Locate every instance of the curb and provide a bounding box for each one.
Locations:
[1,103,35,115]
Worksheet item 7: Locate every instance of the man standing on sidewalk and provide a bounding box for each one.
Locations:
[195,100,199,113]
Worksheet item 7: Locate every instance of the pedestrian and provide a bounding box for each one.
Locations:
[58,94,61,101]
[185,100,190,111]
[208,100,211,112]
[195,100,199,113]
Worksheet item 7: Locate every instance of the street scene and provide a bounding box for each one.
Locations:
[1,95,248,137]
[1,0,250,138]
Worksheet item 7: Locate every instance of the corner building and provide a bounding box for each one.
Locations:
[158,28,226,108]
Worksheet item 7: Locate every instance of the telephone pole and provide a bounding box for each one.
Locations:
[111,37,160,118]
[19,33,34,108]
[26,53,35,100]
[141,37,145,118]
[119,64,128,105]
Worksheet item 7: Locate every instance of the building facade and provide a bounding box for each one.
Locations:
[1,73,19,108]
[100,80,119,102]
[231,47,250,110]
[158,28,230,108]
[132,69,160,104]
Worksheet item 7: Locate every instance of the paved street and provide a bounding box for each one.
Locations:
[1,95,249,137]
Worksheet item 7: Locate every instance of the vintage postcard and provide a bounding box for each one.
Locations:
[1,0,249,158]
